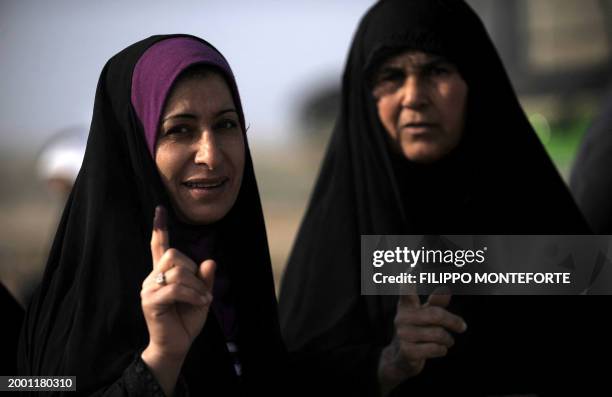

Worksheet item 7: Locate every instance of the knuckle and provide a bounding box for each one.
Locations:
[141,294,151,307]
[165,248,178,260]
[176,265,191,277]
[182,260,197,272]
[421,309,433,323]
[167,283,180,295]
[432,328,445,340]
[171,272,183,285]
[428,307,443,322]
[395,309,413,324]
[140,285,154,297]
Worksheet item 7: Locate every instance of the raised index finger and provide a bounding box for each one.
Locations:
[397,280,420,310]
[425,287,452,308]
[151,205,170,268]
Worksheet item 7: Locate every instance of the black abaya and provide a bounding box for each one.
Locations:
[279,1,600,395]
[1,282,24,376]
[18,35,285,396]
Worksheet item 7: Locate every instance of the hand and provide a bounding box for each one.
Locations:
[378,287,467,395]
[141,205,216,360]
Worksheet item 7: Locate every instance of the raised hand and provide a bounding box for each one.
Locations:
[378,286,467,395]
[140,206,216,395]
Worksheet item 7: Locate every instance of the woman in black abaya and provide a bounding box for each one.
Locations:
[280,0,596,395]
[19,35,284,396]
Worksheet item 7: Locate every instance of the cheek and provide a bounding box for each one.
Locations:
[224,135,246,184]
[376,97,400,138]
[154,146,182,184]
[440,80,468,135]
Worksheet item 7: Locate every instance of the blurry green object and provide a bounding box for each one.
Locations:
[529,113,592,178]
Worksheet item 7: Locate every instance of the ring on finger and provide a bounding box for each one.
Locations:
[155,272,167,286]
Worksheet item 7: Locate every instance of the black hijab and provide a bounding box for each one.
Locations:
[280,0,592,394]
[18,34,284,396]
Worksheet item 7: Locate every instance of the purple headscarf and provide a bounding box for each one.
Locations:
[131,36,245,156]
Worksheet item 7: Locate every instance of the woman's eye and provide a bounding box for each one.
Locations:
[215,119,238,131]
[166,125,191,136]
[372,69,405,97]
[428,65,452,77]
[377,70,404,83]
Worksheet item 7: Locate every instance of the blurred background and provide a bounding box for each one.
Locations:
[1,0,611,307]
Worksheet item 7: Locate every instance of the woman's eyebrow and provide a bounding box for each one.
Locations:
[381,56,452,73]
[162,113,197,123]
[420,56,452,69]
[162,108,237,123]
[379,65,403,73]
[373,65,404,80]
[216,108,237,117]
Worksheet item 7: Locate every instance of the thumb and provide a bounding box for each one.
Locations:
[199,259,217,290]
[397,281,420,310]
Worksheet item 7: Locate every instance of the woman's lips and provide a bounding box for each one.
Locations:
[400,123,438,136]
[181,177,229,199]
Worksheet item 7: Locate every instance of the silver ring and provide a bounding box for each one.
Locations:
[155,272,166,286]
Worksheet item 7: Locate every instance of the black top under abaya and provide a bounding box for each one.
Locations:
[279,1,602,395]
[18,35,285,396]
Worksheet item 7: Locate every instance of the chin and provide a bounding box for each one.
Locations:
[180,207,228,225]
[403,148,441,164]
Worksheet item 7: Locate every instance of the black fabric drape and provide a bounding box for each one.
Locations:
[18,34,285,396]
[571,84,612,233]
[1,282,24,376]
[279,0,600,395]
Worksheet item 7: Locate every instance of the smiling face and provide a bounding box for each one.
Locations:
[372,50,468,163]
[155,69,245,224]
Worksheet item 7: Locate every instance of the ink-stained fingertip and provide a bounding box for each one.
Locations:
[153,205,167,230]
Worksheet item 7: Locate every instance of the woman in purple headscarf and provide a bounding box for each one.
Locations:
[19,35,285,396]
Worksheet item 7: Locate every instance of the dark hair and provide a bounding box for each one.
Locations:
[174,63,223,84]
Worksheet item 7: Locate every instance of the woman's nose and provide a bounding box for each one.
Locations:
[194,130,222,170]
[400,75,429,109]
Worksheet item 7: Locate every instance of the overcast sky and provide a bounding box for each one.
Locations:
[0,0,374,148]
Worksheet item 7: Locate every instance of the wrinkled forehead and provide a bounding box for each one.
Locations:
[378,51,453,70]
[367,49,461,87]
